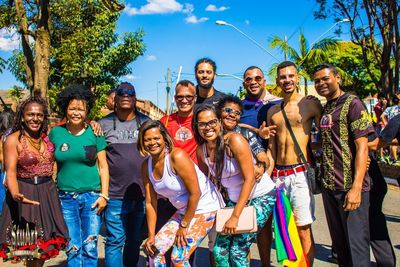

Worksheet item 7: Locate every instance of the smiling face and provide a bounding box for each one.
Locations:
[243,68,265,99]
[143,127,166,157]
[115,90,136,111]
[195,62,215,89]
[66,99,87,127]
[175,84,196,115]
[196,110,221,142]
[220,102,241,131]
[22,102,44,134]
[313,68,341,100]
[276,65,299,94]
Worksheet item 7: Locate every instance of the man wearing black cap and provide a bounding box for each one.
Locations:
[99,82,150,267]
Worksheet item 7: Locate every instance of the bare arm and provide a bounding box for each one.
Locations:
[238,123,259,134]
[266,108,277,172]
[344,136,368,211]
[93,150,109,214]
[224,133,256,234]
[141,159,159,255]
[5,133,39,205]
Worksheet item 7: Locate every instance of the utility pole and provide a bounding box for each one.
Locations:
[166,67,171,115]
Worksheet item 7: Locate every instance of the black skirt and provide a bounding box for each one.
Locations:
[0,178,69,261]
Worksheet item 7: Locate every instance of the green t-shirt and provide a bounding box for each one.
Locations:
[49,125,107,192]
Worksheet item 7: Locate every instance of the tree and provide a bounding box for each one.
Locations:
[2,0,145,117]
[314,0,400,96]
[8,85,25,103]
[0,56,6,73]
[0,0,144,107]
[327,41,379,98]
[268,32,338,95]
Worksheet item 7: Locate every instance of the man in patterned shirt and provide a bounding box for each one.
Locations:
[314,63,375,266]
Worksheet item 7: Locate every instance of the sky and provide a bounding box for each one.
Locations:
[0,0,351,111]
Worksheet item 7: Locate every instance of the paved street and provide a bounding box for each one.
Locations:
[3,185,399,266]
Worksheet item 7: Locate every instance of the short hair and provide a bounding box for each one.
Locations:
[195,57,217,73]
[392,95,399,105]
[107,88,117,96]
[377,92,386,99]
[243,66,263,79]
[12,96,49,139]
[216,95,244,115]
[175,80,195,91]
[0,110,15,136]
[276,61,297,76]
[313,63,339,76]
[137,120,174,157]
[56,84,95,118]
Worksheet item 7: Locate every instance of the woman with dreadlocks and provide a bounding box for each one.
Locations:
[0,97,68,266]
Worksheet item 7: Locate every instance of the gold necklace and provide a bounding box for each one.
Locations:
[25,135,42,152]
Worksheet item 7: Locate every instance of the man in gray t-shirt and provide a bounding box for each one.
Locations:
[99,82,150,267]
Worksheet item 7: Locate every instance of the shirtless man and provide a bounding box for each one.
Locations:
[267,61,321,265]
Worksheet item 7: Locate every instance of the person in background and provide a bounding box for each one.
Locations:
[0,109,14,215]
[374,93,387,159]
[381,95,400,163]
[99,82,150,267]
[50,84,109,267]
[194,105,276,266]
[139,120,222,266]
[0,97,68,266]
[106,88,117,111]
[194,58,227,107]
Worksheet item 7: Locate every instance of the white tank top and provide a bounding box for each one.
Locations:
[147,153,223,214]
[202,144,275,202]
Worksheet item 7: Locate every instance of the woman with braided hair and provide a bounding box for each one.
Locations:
[0,97,68,266]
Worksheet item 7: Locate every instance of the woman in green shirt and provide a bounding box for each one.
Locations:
[49,84,109,267]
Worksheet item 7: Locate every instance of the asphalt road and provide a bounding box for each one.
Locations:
[3,185,400,267]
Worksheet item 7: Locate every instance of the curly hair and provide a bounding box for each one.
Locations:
[56,84,95,118]
[12,96,49,139]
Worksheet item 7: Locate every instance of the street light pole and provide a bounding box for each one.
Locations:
[216,20,280,62]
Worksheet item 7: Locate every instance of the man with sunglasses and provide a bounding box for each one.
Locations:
[99,82,150,267]
[194,58,227,107]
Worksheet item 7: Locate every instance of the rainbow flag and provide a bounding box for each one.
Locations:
[273,189,309,266]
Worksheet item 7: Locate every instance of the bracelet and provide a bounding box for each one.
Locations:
[99,193,109,201]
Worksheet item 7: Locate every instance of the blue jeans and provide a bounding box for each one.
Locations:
[0,171,5,215]
[104,198,145,267]
[59,191,102,267]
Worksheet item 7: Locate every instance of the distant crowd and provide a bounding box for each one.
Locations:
[0,58,397,267]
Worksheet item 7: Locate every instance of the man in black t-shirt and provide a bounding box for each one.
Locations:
[194,58,227,107]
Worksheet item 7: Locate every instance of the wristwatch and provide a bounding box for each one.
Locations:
[180,220,188,228]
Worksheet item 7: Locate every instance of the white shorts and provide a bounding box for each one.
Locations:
[273,166,315,226]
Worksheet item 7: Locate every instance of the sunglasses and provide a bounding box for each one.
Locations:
[116,88,136,96]
[196,119,218,129]
[244,76,263,84]
[175,95,195,101]
[222,107,241,116]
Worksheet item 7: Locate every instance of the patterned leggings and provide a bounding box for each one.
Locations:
[213,192,276,267]
[149,211,216,267]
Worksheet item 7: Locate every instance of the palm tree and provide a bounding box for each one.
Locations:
[268,32,338,95]
[0,56,6,73]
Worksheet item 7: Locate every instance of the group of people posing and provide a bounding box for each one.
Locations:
[0,57,396,267]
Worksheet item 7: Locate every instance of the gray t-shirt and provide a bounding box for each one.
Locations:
[99,111,150,200]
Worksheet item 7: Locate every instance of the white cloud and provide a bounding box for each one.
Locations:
[124,0,183,15]
[146,55,157,61]
[245,20,250,25]
[185,15,208,24]
[0,27,19,51]
[205,4,230,12]
[124,74,137,80]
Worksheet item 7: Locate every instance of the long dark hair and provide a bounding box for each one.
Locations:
[192,104,226,180]
[12,96,49,139]
[137,120,174,157]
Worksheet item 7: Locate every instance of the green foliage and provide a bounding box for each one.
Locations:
[1,0,146,119]
[268,32,338,94]
[7,85,25,103]
[327,41,379,98]
[0,56,6,73]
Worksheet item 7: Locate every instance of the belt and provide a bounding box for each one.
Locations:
[272,165,307,177]
[17,176,52,185]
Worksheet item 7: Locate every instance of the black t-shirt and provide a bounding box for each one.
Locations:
[380,113,400,144]
[195,88,227,107]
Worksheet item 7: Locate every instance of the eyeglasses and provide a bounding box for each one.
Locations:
[244,76,263,84]
[116,88,136,96]
[175,95,195,101]
[196,119,218,129]
[222,107,241,116]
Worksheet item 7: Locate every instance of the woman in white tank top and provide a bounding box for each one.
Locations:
[138,120,222,267]
[193,104,276,267]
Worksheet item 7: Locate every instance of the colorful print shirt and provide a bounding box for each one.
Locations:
[320,93,375,192]
[383,105,400,122]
